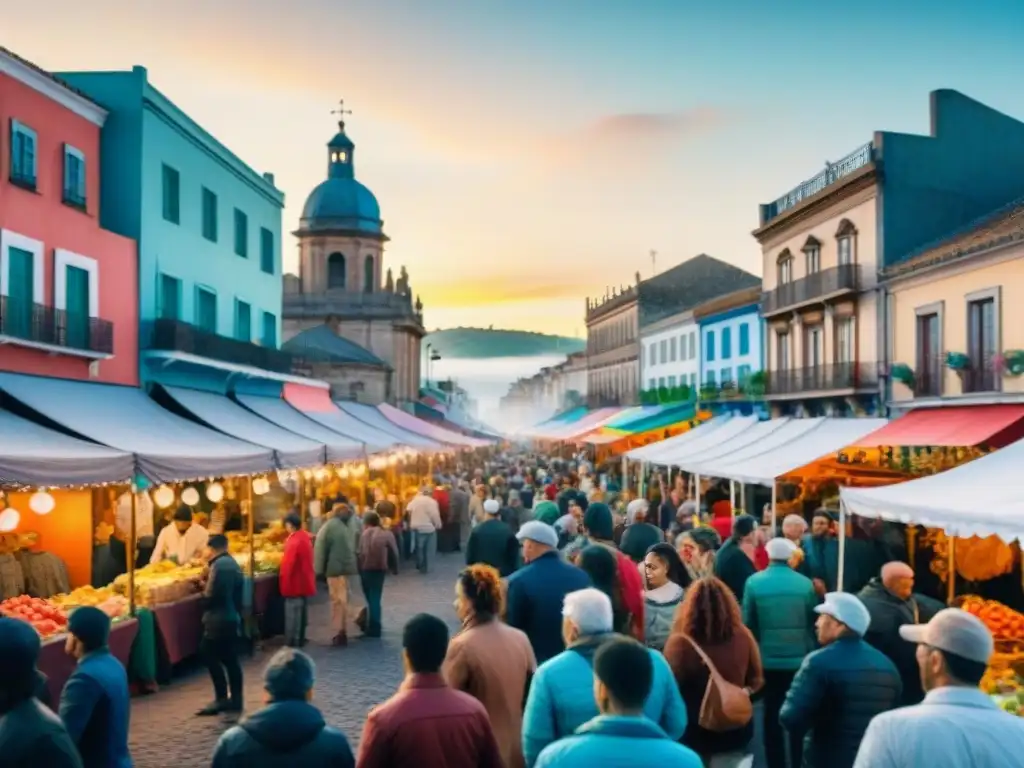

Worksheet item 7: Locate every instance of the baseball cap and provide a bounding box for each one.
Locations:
[814,592,871,637]
[899,608,993,665]
[516,520,559,548]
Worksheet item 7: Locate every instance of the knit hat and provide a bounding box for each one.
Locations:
[263,648,316,701]
[516,520,559,548]
[0,616,41,685]
[68,606,111,651]
[533,501,560,526]
[583,502,614,540]
[765,537,797,561]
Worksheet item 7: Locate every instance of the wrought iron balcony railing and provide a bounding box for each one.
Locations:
[761,264,861,315]
[766,362,878,397]
[144,318,293,373]
[0,295,113,355]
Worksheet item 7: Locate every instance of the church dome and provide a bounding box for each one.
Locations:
[299,119,384,236]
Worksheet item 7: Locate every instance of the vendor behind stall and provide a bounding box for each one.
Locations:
[149,506,209,565]
[111,490,155,573]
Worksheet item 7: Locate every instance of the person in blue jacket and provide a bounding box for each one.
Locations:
[59,606,132,768]
[534,636,702,768]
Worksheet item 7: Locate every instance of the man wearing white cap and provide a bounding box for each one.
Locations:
[780,591,901,768]
[465,498,518,577]
[854,608,1024,767]
[506,521,591,665]
[742,538,818,768]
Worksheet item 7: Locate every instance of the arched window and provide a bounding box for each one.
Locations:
[327,252,346,289]
[836,219,858,266]
[776,249,794,285]
[802,236,821,275]
[363,255,375,293]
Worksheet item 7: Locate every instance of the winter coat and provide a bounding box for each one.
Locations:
[59,650,132,768]
[466,519,519,577]
[0,698,82,768]
[534,715,702,768]
[742,562,818,670]
[714,537,757,603]
[279,531,315,598]
[643,582,684,652]
[313,515,359,578]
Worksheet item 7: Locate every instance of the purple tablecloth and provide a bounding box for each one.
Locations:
[39,618,139,706]
[254,574,277,615]
[151,595,204,665]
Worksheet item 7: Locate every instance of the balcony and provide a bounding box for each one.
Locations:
[761,264,862,316]
[0,295,113,357]
[766,362,878,397]
[144,318,293,373]
[961,359,998,395]
[760,142,874,226]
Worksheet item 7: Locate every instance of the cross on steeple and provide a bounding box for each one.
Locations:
[331,99,352,130]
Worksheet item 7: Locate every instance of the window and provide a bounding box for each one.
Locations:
[689,331,696,359]
[10,120,37,189]
[4,246,35,338]
[720,367,733,385]
[738,323,750,356]
[658,377,666,388]
[648,344,655,365]
[648,378,656,389]
[363,255,374,292]
[63,265,91,349]
[669,336,677,361]
[706,370,717,385]
[777,250,793,285]
[260,228,274,274]
[234,209,248,258]
[161,164,180,223]
[721,327,732,359]
[63,145,86,208]
[838,237,853,266]
[196,287,217,333]
[328,252,347,289]
[201,188,218,242]
[803,237,821,275]
[776,332,791,371]
[805,324,824,368]
[659,339,668,361]
[966,295,998,393]
[836,219,857,265]
[679,334,687,360]
[737,365,752,384]
[916,312,941,397]
[159,274,181,320]
[690,373,697,388]
[706,331,715,361]
[834,316,854,365]
[668,375,677,387]
[234,299,251,342]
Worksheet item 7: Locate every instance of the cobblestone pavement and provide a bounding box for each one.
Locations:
[129,551,464,768]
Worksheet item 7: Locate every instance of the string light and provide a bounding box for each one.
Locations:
[180,487,200,506]
[28,491,55,515]
[205,482,225,503]
[153,486,175,509]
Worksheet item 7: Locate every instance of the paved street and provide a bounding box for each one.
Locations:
[129,551,464,767]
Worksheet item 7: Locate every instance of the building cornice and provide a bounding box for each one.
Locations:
[0,48,107,126]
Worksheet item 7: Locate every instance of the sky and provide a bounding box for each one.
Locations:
[8,0,1024,337]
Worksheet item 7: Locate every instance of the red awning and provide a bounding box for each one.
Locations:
[854,405,1024,448]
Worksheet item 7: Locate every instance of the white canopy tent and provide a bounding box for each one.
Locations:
[639,415,759,465]
[839,437,1024,542]
[673,417,793,471]
[625,415,730,462]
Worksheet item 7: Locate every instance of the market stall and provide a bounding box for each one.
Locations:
[235,392,366,462]
[283,383,398,454]
[377,402,494,448]
[336,401,443,449]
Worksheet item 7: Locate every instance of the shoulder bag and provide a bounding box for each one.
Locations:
[683,634,753,732]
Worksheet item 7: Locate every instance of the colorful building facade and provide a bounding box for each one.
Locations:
[755,89,1024,418]
[57,65,287,391]
[640,309,699,395]
[0,48,138,385]
[697,287,763,390]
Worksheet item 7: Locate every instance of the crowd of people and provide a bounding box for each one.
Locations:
[3,453,1024,767]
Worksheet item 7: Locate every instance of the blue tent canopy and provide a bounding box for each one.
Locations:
[235,394,365,463]
[159,386,326,470]
[335,402,441,449]
[0,408,134,487]
[0,372,273,483]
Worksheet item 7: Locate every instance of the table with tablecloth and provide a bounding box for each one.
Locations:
[38,618,139,706]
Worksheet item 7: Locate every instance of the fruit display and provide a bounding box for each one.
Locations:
[112,559,204,606]
[50,586,130,619]
[0,595,67,637]
[960,596,1024,641]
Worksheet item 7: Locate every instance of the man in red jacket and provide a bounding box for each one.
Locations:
[279,513,316,648]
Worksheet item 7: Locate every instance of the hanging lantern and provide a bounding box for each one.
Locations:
[338,466,350,479]
[314,468,327,482]
[181,487,200,506]
[252,477,271,495]
[28,491,55,515]
[206,482,225,503]
[153,486,175,509]
[0,508,20,532]
[303,470,313,480]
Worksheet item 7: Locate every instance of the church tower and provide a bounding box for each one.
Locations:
[282,104,425,406]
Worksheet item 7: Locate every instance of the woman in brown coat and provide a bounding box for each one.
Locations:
[443,564,536,768]
[663,576,764,765]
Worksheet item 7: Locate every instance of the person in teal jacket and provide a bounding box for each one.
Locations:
[521,587,686,767]
[743,537,818,768]
[534,638,701,768]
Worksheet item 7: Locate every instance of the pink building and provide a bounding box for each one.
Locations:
[0,47,137,385]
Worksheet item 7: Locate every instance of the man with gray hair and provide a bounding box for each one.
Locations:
[211,648,354,766]
[521,588,686,767]
[742,538,818,768]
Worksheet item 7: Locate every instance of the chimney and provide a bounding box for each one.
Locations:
[263,172,275,185]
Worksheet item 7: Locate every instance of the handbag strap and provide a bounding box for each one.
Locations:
[682,634,725,681]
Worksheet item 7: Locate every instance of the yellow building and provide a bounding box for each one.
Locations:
[885,199,1024,408]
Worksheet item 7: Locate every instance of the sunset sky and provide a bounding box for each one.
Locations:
[8,1,1024,336]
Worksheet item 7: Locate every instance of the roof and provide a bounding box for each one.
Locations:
[693,286,761,321]
[299,123,383,236]
[234,393,364,462]
[281,383,395,453]
[0,46,107,126]
[851,404,1024,448]
[884,196,1024,280]
[639,254,761,327]
[282,324,386,366]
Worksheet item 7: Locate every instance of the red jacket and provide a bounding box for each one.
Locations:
[279,531,316,598]
[614,548,645,642]
[357,673,502,768]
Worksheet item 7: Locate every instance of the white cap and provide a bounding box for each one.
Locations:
[765,537,797,561]
[899,608,994,665]
[483,499,500,514]
[815,592,871,637]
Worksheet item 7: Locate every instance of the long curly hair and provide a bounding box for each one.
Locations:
[671,576,743,646]
[457,564,505,620]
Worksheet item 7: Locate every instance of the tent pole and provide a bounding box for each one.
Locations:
[128,485,137,617]
[770,482,778,531]
[838,500,847,593]
[947,535,956,604]
[729,480,736,511]
[695,472,702,518]
[622,454,629,494]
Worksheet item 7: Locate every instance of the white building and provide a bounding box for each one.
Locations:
[640,309,700,394]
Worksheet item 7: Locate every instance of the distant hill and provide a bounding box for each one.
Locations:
[425,328,585,359]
